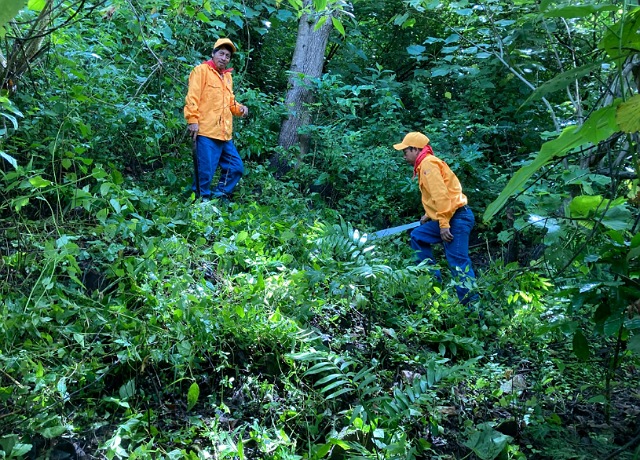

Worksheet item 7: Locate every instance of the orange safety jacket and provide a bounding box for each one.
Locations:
[184,63,245,141]
[416,155,468,229]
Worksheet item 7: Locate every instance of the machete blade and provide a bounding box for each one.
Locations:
[369,221,421,240]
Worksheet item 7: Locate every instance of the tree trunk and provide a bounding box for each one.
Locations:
[273,0,332,175]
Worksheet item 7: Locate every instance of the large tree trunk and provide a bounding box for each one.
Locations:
[1,0,56,92]
[273,0,332,174]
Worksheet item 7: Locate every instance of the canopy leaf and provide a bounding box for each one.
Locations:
[0,0,25,27]
[484,102,622,222]
[598,7,640,60]
[521,61,603,107]
[543,4,617,19]
[616,94,640,133]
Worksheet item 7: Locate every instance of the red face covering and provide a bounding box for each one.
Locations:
[413,145,433,177]
[204,60,233,74]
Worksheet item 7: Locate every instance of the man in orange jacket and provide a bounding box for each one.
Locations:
[394,132,478,306]
[184,38,248,200]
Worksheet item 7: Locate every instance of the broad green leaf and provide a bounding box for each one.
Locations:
[0,0,25,27]
[569,195,606,218]
[629,334,640,354]
[313,15,328,31]
[600,206,633,231]
[431,67,450,77]
[616,94,640,133]
[313,443,332,458]
[40,426,66,439]
[604,315,624,337]
[119,379,135,399]
[0,435,17,454]
[572,330,589,360]
[1,112,18,129]
[484,102,621,222]
[12,443,33,457]
[73,333,85,347]
[57,377,67,398]
[110,198,121,213]
[588,395,607,403]
[626,316,640,330]
[29,176,51,188]
[314,0,327,10]
[580,103,618,144]
[394,12,409,26]
[0,151,18,169]
[407,44,425,56]
[196,12,210,23]
[521,61,602,108]
[543,4,617,18]
[27,0,46,10]
[598,8,640,60]
[187,382,200,411]
[331,16,344,36]
[464,424,512,460]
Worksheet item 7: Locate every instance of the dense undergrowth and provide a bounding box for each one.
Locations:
[1,156,639,459]
[2,1,640,458]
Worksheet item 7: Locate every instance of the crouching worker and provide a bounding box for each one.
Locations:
[393,132,479,306]
[184,37,249,200]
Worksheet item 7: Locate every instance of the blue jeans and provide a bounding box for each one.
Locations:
[410,206,478,305]
[192,136,244,198]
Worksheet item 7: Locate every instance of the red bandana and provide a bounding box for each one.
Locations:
[413,145,433,177]
[204,60,233,74]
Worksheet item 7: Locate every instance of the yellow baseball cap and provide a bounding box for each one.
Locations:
[214,38,237,53]
[393,132,430,150]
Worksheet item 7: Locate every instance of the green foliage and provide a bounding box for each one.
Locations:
[1,0,639,458]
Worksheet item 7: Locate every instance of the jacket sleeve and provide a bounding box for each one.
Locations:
[226,76,246,117]
[184,66,203,124]
[421,162,455,228]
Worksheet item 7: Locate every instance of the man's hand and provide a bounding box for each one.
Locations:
[420,214,430,224]
[440,227,454,242]
[239,105,249,117]
[187,123,199,141]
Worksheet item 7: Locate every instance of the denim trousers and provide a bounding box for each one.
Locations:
[410,206,478,305]
[193,136,244,198]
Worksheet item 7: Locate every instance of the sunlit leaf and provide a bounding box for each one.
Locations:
[27,0,46,11]
[313,15,328,31]
[616,94,640,133]
[0,0,25,27]
[331,17,345,36]
[0,151,18,169]
[187,382,200,411]
[598,8,640,60]
[484,102,622,222]
[29,176,51,188]
[543,4,617,18]
[521,61,602,108]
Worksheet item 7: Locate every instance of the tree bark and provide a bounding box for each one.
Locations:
[274,0,332,174]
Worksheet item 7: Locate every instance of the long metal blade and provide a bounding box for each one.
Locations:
[369,221,421,240]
